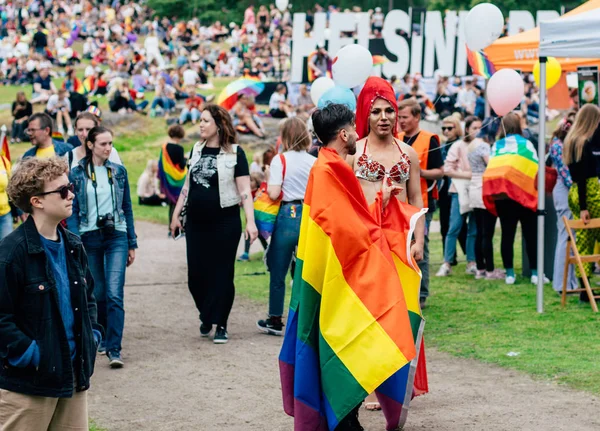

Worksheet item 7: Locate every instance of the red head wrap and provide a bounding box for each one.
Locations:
[355,76,398,140]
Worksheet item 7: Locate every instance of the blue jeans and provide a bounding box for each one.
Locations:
[266,203,303,316]
[444,193,476,263]
[553,179,578,292]
[82,229,128,353]
[0,212,12,240]
[151,97,175,111]
[179,107,200,124]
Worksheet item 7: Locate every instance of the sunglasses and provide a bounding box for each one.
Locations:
[37,183,74,200]
[441,126,455,131]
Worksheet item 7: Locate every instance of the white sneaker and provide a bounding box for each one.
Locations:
[531,275,550,285]
[505,275,516,285]
[435,263,452,277]
[465,262,477,275]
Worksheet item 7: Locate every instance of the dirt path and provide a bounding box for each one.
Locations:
[88,222,600,431]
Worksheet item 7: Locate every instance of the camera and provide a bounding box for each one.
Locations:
[97,213,115,234]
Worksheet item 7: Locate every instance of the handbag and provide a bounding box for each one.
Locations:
[254,154,286,239]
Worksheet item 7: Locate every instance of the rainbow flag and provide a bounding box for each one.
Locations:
[467,47,496,79]
[483,134,538,216]
[158,144,187,205]
[254,183,282,239]
[279,148,427,430]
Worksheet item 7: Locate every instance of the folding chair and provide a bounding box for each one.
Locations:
[562,216,600,312]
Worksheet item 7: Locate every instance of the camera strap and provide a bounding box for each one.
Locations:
[88,161,116,224]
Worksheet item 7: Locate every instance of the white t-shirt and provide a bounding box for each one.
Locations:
[268,151,316,201]
[269,92,286,111]
[47,95,71,113]
[183,69,199,86]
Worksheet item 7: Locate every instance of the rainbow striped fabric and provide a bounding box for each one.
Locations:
[254,186,281,239]
[467,48,496,79]
[279,148,427,430]
[483,134,539,216]
[158,144,187,205]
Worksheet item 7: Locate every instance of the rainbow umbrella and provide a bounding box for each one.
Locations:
[216,78,265,110]
[372,55,390,65]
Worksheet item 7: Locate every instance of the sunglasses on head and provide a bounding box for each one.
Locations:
[441,126,455,131]
[37,183,74,200]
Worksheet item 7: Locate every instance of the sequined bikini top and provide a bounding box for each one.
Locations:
[356,139,411,186]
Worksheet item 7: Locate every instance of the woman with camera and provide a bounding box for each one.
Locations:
[170,105,258,344]
[67,126,137,368]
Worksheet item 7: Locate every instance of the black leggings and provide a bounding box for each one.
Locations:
[473,208,497,272]
[495,199,537,271]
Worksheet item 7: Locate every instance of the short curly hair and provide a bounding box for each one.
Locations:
[8,157,69,214]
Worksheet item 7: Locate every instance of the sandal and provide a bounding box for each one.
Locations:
[364,402,381,411]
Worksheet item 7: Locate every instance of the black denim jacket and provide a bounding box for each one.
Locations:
[0,217,103,397]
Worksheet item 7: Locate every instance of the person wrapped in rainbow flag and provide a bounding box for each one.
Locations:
[158,125,188,229]
[279,103,427,431]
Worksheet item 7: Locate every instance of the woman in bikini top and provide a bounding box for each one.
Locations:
[356,138,411,186]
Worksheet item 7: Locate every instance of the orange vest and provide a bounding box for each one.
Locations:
[398,129,439,208]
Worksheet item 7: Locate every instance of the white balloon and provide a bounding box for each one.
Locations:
[331,44,373,89]
[275,0,288,12]
[465,3,504,52]
[310,77,335,106]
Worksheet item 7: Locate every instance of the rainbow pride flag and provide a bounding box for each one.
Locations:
[467,47,496,79]
[279,148,427,430]
[254,184,281,239]
[158,144,187,205]
[483,134,538,216]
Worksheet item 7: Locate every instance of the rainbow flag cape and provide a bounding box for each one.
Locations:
[467,47,496,79]
[279,148,427,430]
[483,134,538,216]
[158,144,187,205]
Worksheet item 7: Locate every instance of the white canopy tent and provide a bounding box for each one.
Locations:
[535,9,600,313]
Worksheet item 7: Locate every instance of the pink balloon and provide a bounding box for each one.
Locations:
[487,69,524,116]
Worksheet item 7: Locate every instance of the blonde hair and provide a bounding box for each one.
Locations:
[563,104,600,165]
[281,117,311,151]
[441,116,463,138]
[8,157,68,214]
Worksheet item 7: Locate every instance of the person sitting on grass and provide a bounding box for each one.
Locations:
[31,66,57,105]
[46,88,74,136]
[231,94,266,138]
[179,86,205,125]
[268,83,293,118]
[150,76,176,118]
[11,91,32,144]
[138,160,167,206]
